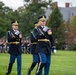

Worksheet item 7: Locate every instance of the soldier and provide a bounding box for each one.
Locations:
[27,22,39,75]
[33,15,56,75]
[6,21,22,75]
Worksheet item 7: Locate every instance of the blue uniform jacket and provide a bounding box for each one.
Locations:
[30,31,38,54]
[34,26,55,54]
[7,30,22,55]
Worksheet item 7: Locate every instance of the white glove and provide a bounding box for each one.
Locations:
[15,30,20,35]
[43,26,49,32]
[54,49,56,54]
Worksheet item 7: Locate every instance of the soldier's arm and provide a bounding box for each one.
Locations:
[30,32,36,42]
[50,35,56,48]
[34,27,45,39]
[7,31,18,42]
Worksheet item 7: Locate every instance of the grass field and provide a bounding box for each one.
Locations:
[0,50,76,75]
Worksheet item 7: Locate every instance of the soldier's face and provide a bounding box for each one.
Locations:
[39,20,46,26]
[12,24,18,30]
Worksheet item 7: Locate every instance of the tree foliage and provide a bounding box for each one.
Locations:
[70,16,76,31]
[70,16,76,24]
[0,1,48,38]
[47,7,64,49]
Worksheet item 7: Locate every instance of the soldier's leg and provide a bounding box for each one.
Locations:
[17,54,22,75]
[37,66,42,75]
[6,55,15,75]
[36,62,43,75]
[36,53,47,75]
[27,54,39,75]
[44,54,51,75]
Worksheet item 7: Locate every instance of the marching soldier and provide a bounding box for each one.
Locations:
[6,21,22,75]
[27,22,39,75]
[33,15,56,75]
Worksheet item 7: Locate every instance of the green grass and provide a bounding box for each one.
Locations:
[0,50,76,75]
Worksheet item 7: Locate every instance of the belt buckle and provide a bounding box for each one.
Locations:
[16,42,19,44]
[16,42,17,44]
[45,39,47,41]
[45,39,48,42]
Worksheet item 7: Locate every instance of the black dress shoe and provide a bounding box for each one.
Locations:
[36,73,38,75]
[6,73,9,75]
[27,69,31,75]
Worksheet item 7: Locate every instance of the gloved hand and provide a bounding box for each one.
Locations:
[52,46,56,54]
[53,49,56,54]
[43,26,49,32]
[15,30,20,35]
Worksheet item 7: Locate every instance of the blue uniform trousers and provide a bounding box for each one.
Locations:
[36,53,47,75]
[29,54,39,71]
[6,54,22,75]
[44,54,51,75]
[36,53,51,75]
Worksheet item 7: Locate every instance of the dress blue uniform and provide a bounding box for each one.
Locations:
[6,21,22,75]
[33,16,56,75]
[27,22,39,75]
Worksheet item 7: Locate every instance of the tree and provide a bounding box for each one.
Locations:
[24,0,47,3]
[19,2,48,37]
[0,2,11,37]
[47,7,64,49]
[70,16,76,32]
[69,16,76,50]
[0,0,53,38]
